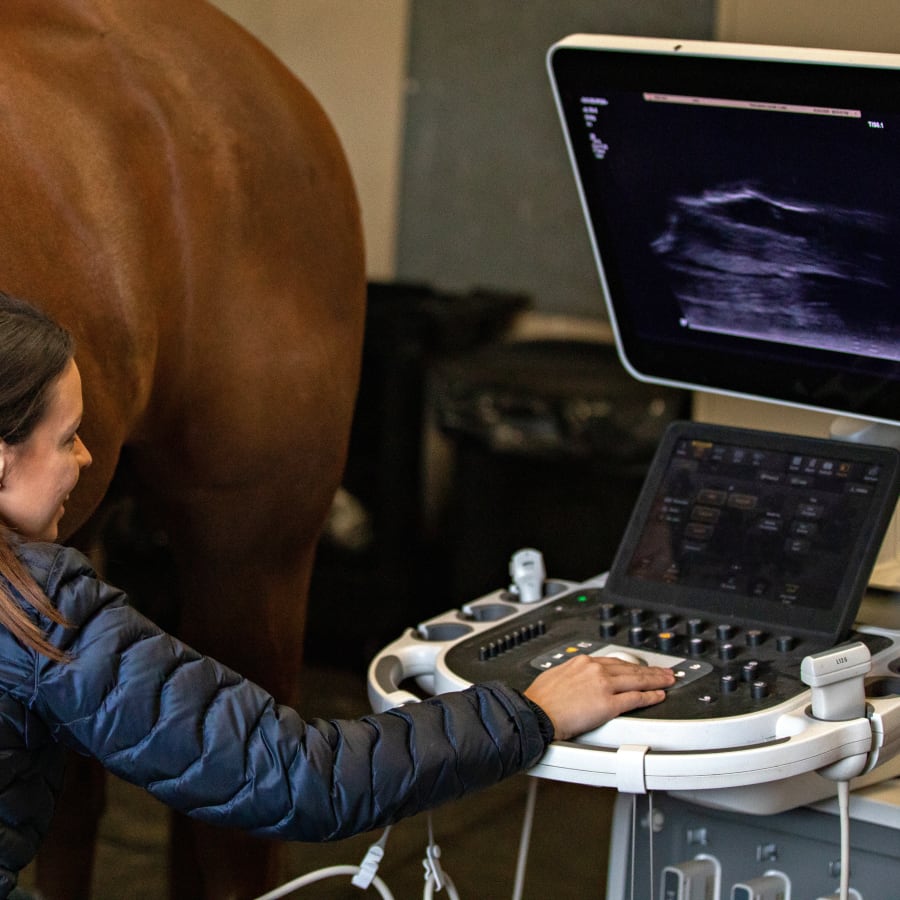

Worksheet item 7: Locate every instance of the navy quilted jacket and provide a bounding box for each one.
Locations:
[0,542,549,897]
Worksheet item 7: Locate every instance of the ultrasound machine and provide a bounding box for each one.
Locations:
[365,36,900,900]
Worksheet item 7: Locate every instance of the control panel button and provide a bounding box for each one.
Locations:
[741,660,760,682]
[720,673,739,693]
[628,626,647,646]
[746,629,766,647]
[657,613,678,630]
[716,623,737,642]
[718,642,738,661]
[599,621,618,639]
[598,602,620,620]
[657,631,678,652]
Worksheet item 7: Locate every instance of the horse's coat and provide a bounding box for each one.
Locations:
[1,2,366,896]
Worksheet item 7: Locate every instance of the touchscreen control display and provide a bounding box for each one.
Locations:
[607,422,899,642]
[627,436,886,609]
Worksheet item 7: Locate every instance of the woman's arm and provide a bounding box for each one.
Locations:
[26,544,672,841]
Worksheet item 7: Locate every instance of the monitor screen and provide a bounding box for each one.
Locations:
[548,35,900,427]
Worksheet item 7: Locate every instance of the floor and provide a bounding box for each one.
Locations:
[20,663,620,900]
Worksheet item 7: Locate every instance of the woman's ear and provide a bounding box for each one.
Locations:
[0,441,8,489]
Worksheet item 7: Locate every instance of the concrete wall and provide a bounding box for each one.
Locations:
[716,0,900,51]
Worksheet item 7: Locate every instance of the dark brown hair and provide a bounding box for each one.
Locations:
[0,292,74,660]
[0,291,74,443]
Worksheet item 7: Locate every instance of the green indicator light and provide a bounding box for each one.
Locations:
[577,594,588,603]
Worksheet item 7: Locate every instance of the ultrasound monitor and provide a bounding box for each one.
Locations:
[547,35,900,431]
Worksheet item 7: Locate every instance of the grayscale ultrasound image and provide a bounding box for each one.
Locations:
[651,182,900,362]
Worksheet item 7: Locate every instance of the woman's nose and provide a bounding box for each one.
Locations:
[76,435,93,469]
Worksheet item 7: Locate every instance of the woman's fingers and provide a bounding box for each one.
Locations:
[523,654,676,741]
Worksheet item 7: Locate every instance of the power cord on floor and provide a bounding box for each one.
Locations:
[251,828,395,900]
[251,863,395,900]
[251,812,463,899]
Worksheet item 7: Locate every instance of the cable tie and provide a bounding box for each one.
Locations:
[351,842,385,889]
[422,842,445,891]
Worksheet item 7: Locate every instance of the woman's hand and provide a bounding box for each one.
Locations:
[523,654,676,741]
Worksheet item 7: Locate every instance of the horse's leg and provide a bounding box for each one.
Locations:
[35,755,107,898]
[161,494,321,900]
[167,554,307,900]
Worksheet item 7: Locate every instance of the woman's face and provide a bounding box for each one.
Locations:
[0,358,92,541]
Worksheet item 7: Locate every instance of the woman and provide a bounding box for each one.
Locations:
[0,292,673,898]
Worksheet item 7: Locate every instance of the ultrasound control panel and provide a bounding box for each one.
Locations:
[443,583,891,724]
[368,423,900,808]
[369,571,900,810]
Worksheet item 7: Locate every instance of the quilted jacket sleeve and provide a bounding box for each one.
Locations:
[21,545,548,841]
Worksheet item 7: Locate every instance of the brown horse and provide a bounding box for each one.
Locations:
[0,1,366,897]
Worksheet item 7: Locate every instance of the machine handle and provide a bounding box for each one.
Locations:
[368,654,421,710]
[529,708,876,792]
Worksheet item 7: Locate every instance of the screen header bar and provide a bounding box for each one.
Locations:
[643,92,862,118]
